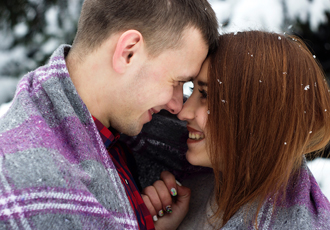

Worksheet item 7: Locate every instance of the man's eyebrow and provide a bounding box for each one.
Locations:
[178,76,194,82]
[197,80,207,87]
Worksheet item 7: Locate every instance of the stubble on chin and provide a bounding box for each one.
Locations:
[113,120,142,137]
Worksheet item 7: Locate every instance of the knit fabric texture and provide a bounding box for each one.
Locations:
[120,110,212,189]
[0,45,138,229]
[123,112,330,229]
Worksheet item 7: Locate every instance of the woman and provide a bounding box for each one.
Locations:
[142,31,330,229]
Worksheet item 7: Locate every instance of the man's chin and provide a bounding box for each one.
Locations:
[119,125,143,137]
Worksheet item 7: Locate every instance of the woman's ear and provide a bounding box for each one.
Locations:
[112,30,144,74]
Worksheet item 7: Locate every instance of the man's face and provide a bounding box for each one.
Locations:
[112,27,208,136]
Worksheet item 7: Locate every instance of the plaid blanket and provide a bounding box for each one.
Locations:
[176,159,330,229]
[0,45,138,229]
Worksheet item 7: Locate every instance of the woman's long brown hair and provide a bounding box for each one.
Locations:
[207,31,330,228]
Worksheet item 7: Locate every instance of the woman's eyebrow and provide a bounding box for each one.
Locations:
[197,80,207,87]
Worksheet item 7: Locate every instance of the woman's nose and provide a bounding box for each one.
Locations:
[177,96,195,121]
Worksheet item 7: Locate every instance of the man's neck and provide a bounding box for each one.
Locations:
[66,50,113,128]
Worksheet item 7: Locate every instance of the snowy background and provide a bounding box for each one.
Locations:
[1,0,330,199]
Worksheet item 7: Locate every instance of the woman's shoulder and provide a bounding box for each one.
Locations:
[178,172,216,230]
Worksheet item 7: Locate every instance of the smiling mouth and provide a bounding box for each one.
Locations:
[188,132,205,140]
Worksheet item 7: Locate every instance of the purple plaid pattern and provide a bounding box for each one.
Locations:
[0,45,139,229]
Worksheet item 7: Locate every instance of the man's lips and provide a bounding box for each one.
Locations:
[151,108,159,115]
[148,109,160,121]
[149,108,159,116]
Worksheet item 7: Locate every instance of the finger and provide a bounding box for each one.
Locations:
[160,171,178,197]
[173,185,191,215]
[143,185,164,217]
[141,194,158,222]
[153,180,173,214]
[176,185,191,202]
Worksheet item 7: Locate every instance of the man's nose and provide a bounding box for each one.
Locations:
[165,98,183,114]
[165,84,184,114]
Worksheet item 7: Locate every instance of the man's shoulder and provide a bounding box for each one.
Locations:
[0,146,135,228]
[0,147,84,190]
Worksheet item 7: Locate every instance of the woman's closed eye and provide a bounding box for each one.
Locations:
[189,87,207,99]
[198,89,208,99]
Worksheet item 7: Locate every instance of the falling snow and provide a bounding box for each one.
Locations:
[1,0,330,201]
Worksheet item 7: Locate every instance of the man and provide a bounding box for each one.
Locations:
[0,0,218,229]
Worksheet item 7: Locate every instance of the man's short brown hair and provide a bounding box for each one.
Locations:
[72,0,219,56]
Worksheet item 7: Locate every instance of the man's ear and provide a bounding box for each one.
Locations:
[113,30,144,74]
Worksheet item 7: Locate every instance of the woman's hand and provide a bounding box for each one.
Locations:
[142,171,191,230]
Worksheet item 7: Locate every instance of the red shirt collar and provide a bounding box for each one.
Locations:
[92,116,120,149]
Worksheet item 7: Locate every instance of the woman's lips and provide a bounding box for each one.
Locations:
[187,126,205,143]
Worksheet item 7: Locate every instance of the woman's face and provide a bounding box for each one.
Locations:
[178,58,211,168]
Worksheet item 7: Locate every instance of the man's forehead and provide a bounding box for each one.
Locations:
[177,64,205,82]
